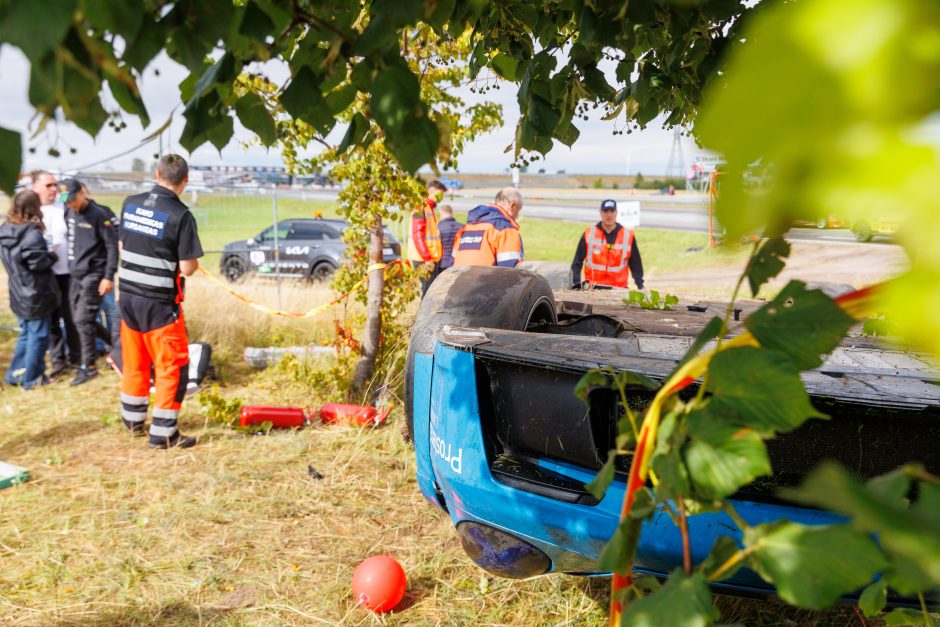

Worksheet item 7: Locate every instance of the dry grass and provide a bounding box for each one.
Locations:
[0,375,611,626]
[181,274,360,370]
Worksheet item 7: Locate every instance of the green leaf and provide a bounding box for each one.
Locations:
[708,346,826,435]
[629,487,656,520]
[650,412,691,500]
[491,53,521,81]
[235,92,277,146]
[337,112,369,155]
[745,521,886,609]
[425,0,456,30]
[858,578,888,618]
[190,53,236,107]
[369,64,420,134]
[621,570,718,627]
[206,113,234,151]
[238,0,275,40]
[280,66,335,135]
[179,92,229,152]
[745,281,855,371]
[122,18,163,72]
[107,77,150,128]
[882,608,929,626]
[575,369,609,402]
[676,315,723,370]
[325,83,358,115]
[700,535,744,581]
[83,0,143,36]
[598,518,642,572]
[385,116,439,172]
[785,463,940,595]
[0,0,75,61]
[585,449,617,500]
[746,236,790,296]
[0,127,23,196]
[684,410,771,500]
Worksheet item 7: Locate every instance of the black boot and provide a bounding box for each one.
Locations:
[149,432,197,449]
[70,366,99,386]
[123,419,147,436]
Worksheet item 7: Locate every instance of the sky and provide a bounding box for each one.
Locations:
[0,44,711,176]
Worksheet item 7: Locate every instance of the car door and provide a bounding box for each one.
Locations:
[251,222,289,276]
[282,222,329,276]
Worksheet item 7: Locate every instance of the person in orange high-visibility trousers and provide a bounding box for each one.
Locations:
[408,180,445,295]
[452,187,524,268]
[118,155,203,449]
[570,199,644,289]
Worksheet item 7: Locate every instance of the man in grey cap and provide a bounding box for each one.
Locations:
[62,178,118,386]
[570,199,644,290]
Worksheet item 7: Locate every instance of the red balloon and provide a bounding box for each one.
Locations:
[352,555,407,612]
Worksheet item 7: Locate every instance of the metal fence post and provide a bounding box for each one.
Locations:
[272,187,282,310]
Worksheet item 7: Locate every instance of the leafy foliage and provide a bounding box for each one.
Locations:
[743,521,886,609]
[620,570,718,627]
[625,290,679,311]
[744,236,790,297]
[0,0,757,191]
[696,0,940,361]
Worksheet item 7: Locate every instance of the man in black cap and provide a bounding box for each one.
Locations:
[62,178,118,386]
[570,199,644,290]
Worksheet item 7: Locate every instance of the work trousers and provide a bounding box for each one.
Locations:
[49,273,81,367]
[69,274,108,367]
[120,311,189,446]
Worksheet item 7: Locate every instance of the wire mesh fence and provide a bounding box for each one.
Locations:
[74,177,408,309]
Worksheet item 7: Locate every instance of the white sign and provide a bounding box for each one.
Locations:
[618,201,641,229]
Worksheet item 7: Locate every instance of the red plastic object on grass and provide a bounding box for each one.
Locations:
[239,405,309,429]
[352,555,407,612]
[319,403,392,427]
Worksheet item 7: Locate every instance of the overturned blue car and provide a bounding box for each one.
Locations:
[405,266,940,603]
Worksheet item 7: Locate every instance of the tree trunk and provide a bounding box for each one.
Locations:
[351,214,386,400]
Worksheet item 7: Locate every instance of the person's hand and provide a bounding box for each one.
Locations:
[98,279,114,296]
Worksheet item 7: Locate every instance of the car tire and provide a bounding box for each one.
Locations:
[404,265,557,442]
[222,256,247,283]
[307,261,336,285]
[816,218,828,229]
[852,220,873,243]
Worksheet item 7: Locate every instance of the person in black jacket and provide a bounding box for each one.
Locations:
[0,191,61,389]
[61,179,118,386]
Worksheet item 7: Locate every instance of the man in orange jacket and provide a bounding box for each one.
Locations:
[408,180,445,295]
[570,199,644,289]
[452,187,524,268]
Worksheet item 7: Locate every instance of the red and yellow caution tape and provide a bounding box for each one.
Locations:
[609,281,887,625]
[196,261,398,319]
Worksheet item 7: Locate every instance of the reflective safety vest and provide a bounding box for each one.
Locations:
[583,225,633,288]
[118,186,189,304]
[406,201,442,262]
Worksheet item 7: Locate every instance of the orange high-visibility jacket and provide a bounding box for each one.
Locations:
[582,224,633,287]
[407,198,442,263]
[452,205,523,268]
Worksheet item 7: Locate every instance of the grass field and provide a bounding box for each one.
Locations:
[0,196,876,625]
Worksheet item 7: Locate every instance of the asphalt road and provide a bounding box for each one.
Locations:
[279,189,895,245]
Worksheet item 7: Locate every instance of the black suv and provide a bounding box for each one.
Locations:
[220,218,401,283]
